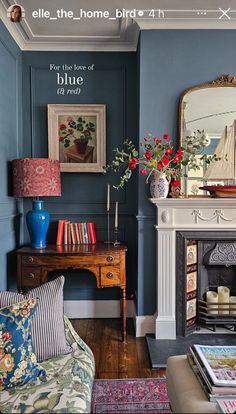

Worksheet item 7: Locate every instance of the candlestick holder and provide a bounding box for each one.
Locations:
[113,226,121,246]
[104,210,111,244]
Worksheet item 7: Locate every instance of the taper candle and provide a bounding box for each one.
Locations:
[107,184,110,212]
[115,201,118,228]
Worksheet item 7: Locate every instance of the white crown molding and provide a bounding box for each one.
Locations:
[0,1,140,51]
[18,40,138,52]
[135,18,236,30]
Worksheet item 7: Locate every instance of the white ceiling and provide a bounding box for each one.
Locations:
[1,0,236,51]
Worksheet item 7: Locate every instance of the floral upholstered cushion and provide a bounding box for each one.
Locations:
[0,298,46,391]
[0,316,95,413]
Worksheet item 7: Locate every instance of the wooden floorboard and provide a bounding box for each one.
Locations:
[71,318,166,379]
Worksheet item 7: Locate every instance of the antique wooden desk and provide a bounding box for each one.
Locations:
[16,243,127,341]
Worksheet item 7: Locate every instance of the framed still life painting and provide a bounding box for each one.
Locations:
[48,104,106,172]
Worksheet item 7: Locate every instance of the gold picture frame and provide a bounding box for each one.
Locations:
[48,104,106,172]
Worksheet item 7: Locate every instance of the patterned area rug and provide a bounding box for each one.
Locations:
[91,378,172,413]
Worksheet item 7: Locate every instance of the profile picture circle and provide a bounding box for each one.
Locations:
[7,4,25,23]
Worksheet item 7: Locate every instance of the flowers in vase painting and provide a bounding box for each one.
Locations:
[107,131,216,191]
[59,115,96,159]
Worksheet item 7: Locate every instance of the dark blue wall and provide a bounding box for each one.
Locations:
[0,21,22,290]
[22,51,138,300]
[2,27,236,315]
[137,29,236,315]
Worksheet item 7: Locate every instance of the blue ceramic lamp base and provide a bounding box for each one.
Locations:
[26,200,50,248]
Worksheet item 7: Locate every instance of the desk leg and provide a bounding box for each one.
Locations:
[121,287,126,342]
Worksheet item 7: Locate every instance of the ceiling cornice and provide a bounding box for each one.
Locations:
[1,0,236,53]
[135,18,236,30]
[0,1,140,51]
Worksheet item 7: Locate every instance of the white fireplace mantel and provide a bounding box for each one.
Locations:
[150,198,236,339]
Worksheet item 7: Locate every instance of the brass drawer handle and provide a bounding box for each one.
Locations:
[28,273,35,279]
[26,256,34,264]
[107,272,114,279]
[107,256,114,262]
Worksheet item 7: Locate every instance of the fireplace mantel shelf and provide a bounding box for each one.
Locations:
[150,197,236,229]
[150,197,236,207]
[150,197,236,340]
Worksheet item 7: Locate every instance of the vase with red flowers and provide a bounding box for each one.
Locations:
[107,132,215,198]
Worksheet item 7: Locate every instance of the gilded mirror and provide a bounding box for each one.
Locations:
[179,75,236,196]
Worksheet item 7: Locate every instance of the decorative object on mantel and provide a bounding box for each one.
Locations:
[12,158,61,248]
[199,185,236,198]
[107,133,211,198]
[199,118,236,197]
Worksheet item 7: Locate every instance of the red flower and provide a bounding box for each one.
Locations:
[176,149,184,156]
[60,124,66,130]
[59,136,64,142]
[163,134,169,140]
[2,332,12,341]
[145,151,152,160]
[162,155,170,166]
[166,147,173,155]
[68,128,74,135]
[140,168,147,175]
[173,156,181,164]
[157,161,164,170]
[128,157,139,170]
[171,180,180,187]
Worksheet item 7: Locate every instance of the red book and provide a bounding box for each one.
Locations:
[56,220,65,245]
[87,222,96,244]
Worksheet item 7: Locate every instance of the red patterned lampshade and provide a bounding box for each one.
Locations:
[12,158,61,197]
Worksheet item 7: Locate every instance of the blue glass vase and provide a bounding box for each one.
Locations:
[26,200,50,248]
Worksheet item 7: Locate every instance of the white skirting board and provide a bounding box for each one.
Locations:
[64,300,155,337]
[134,315,156,337]
[64,300,135,319]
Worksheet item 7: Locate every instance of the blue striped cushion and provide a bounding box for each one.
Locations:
[0,276,71,362]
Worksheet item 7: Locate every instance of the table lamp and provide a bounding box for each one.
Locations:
[12,158,61,248]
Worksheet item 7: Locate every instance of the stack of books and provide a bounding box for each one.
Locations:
[56,220,97,245]
[187,345,236,412]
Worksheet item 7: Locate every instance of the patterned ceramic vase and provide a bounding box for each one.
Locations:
[150,172,169,198]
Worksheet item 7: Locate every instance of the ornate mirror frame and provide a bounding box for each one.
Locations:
[179,74,236,196]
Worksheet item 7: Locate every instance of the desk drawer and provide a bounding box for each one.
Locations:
[21,267,41,287]
[101,266,120,286]
[21,253,120,266]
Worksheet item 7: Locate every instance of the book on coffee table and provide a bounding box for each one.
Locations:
[216,399,236,413]
[192,345,236,387]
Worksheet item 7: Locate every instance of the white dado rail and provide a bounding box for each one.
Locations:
[150,198,236,340]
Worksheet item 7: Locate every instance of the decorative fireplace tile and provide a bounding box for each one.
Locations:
[186,298,197,320]
[187,271,197,293]
[187,244,197,265]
